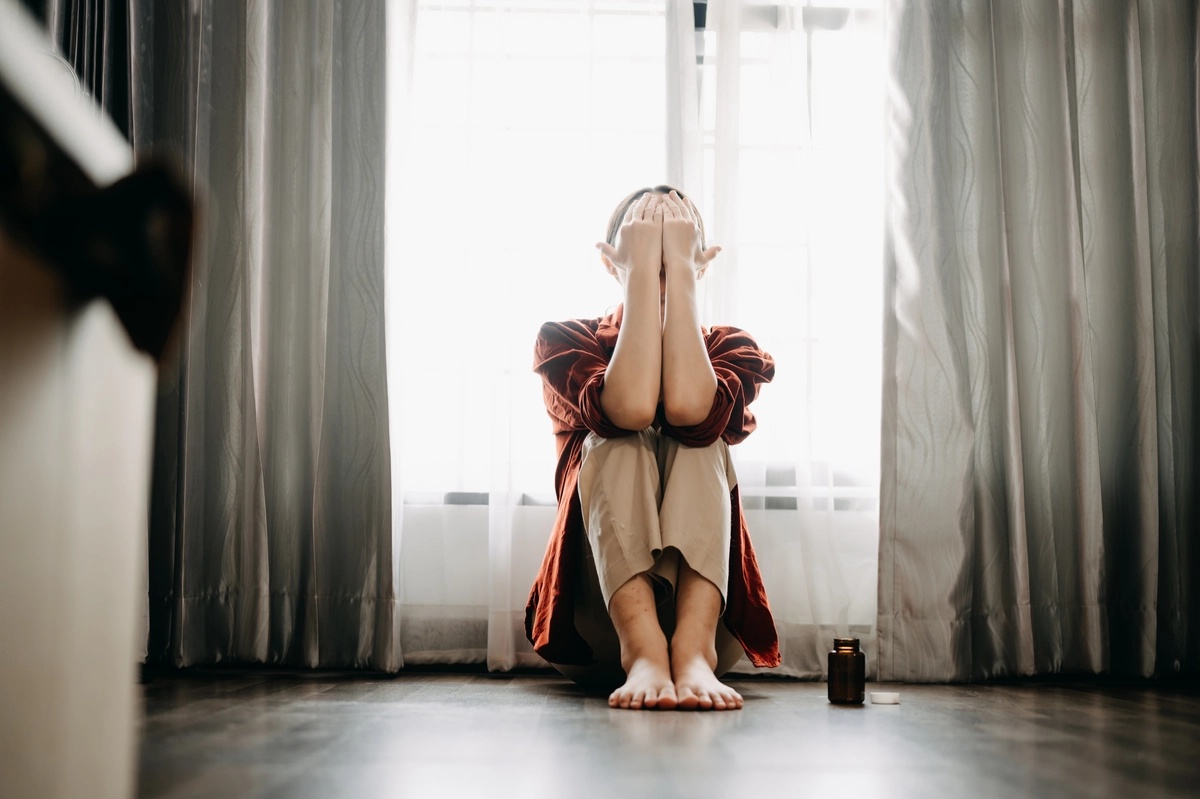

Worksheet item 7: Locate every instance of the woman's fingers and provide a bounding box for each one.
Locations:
[662,192,699,237]
[635,190,657,220]
[668,189,694,222]
[673,189,703,226]
[660,190,705,268]
[626,192,647,222]
[636,192,651,220]
[659,192,677,220]
[607,192,667,276]
[666,192,695,228]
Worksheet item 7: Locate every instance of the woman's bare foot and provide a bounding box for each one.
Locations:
[668,557,744,710]
[670,644,744,711]
[609,653,678,710]
[607,574,678,710]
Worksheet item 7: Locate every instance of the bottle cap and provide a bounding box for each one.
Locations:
[870,692,900,704]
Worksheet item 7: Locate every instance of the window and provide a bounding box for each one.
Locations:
[389,0,883,516]
[390,0,672,503]
[693,1,883,514]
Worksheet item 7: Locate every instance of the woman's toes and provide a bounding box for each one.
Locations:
[609,655,674,710]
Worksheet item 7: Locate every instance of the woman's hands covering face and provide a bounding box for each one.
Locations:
[594,190,721,285]
[661,190,720,272]
[595,192,663,282]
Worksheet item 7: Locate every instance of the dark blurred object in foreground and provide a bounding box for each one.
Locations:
[0,81,193,362]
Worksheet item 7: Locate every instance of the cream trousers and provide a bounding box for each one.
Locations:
[554,429,745,688]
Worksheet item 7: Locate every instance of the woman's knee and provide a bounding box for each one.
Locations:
[582,428,658,460]
[667,437,730,463]
[579,429,662,505]
[660,436,736,491]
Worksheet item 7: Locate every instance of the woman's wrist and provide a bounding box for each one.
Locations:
[623,261,660,290]
[664,259,699,285]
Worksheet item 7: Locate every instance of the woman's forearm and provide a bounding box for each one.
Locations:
[601,267,662,430]
[662,262,717,426]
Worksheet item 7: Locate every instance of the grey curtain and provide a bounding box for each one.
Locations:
[20,0,131,137]
[880,0,1199,681]
[134,1,397,669]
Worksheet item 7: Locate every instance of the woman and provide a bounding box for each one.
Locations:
[525,186,780,711]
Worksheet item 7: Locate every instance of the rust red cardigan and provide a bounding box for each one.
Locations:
[525,304,781,668]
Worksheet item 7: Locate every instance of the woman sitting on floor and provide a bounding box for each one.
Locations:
[525,186,781,711]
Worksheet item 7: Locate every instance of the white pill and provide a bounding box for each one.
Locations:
[870,691,900,704]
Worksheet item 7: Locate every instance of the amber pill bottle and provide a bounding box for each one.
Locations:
[827,637,865,705]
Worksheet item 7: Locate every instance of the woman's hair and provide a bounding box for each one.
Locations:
[604,184,706,251]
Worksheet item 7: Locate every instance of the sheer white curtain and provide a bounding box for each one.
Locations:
[695,0,883,676]
[387,0,670,669]
[386,0,883,677]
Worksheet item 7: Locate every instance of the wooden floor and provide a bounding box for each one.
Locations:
[138,670,1199,798]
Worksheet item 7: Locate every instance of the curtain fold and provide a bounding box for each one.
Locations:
[880,0,1199,681]
[141,0,399,670]
[665,0,701,196]
[21,0,131,138]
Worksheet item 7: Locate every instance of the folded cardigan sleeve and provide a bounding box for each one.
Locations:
[532,320,630,439]
[658,326,775,447]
